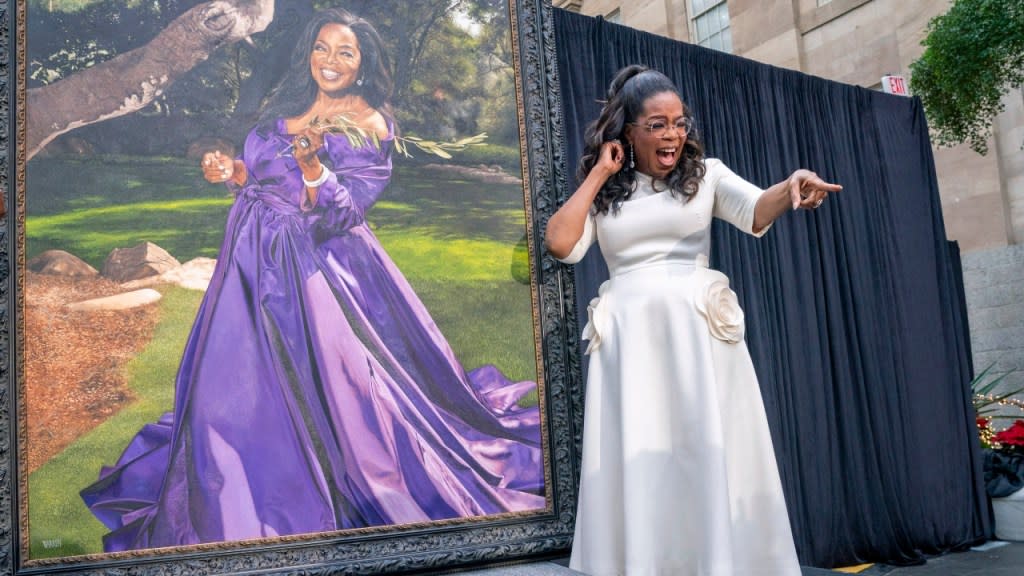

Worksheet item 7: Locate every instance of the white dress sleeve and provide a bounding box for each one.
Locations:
[555,211,597,264]
[708,158,772,237]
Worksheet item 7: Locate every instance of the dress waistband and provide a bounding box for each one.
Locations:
[237,186,303,216]
[610,253,709,278]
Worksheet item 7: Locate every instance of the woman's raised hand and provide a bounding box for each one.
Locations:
[292,126,326,168]
[202,150,235,183]
[788,169,842,210]
[596,140,625,177]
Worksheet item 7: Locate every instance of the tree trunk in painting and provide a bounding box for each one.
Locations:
[26,0,275,161]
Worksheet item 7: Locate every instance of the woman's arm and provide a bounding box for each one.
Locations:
[293,113,393,235]
[752,169,842,233]
[545,141,624,259]
[292,108,389,207]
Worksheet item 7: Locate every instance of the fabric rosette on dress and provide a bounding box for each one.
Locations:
[694,267,745,344]
[582,280,612,354]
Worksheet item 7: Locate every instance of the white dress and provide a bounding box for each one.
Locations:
[562,160,801,576]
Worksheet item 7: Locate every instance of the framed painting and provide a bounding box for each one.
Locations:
[2,0,584,573]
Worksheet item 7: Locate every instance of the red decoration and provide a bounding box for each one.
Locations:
[994,420,1024,447]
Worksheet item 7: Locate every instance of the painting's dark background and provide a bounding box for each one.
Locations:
[28,0,521,162]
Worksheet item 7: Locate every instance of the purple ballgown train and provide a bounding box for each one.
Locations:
[81,120,545,551]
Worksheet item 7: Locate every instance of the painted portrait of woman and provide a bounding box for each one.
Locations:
[22,1,546,558]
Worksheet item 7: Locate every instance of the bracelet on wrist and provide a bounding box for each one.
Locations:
[302,165,329,188]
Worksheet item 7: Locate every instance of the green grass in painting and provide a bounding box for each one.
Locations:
[27,198,233,268]
[27,156,233,267]
[28,287,203,559]
[410,280,536,383]
[375,227,523,283]
[26,156,227,215]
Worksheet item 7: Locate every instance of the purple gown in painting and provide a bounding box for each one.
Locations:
[81,119,545,551]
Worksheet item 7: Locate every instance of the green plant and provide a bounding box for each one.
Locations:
[972,363,1023,450]
[973,363,1024,419]
[908,0,1024,155]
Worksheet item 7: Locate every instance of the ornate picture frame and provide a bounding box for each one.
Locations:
[2,0,583,573]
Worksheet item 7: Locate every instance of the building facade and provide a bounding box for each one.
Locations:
[553,0,1024,253]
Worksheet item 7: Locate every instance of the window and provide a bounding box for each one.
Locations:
[690,0,732,53]
[817,0,834,5]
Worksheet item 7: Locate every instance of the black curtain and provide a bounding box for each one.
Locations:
[552,10,990,569]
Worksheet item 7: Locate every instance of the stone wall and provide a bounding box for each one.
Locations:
[961,244,1024,418]
[556,0,691,42]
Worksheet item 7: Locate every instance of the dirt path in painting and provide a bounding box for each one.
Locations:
[23,272,160,473]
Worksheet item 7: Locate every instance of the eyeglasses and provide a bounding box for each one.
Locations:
[630,117,693,138]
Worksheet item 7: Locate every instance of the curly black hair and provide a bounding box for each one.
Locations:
[579,65,705,215]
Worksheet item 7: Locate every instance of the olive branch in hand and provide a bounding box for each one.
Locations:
[312,113,488,159]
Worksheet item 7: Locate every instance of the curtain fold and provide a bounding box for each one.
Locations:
[552,9,989,568]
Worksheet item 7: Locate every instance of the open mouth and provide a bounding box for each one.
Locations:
[656,147,677,167]
[321,68,341,81]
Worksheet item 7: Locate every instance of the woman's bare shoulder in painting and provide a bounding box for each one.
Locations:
[285,96,388,141]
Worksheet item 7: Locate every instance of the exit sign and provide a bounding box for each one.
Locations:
[881,75,909,96]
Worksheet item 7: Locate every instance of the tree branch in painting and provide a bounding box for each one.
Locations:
[26,0,274,160]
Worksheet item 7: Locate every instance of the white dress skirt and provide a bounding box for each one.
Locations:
[561,161,801,576]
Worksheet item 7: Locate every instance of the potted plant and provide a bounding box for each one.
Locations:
[974,364,1024,541]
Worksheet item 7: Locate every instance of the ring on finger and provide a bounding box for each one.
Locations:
[298,137,311,149]
[814,199,824,208]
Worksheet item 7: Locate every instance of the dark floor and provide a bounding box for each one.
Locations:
[847,541,1024,576]
[456,542,1024,575]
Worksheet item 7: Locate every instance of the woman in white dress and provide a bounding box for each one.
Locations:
[545,65,842,576]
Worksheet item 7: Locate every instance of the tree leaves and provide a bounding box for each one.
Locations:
[314,113,487,159]
[908,0,1024,155]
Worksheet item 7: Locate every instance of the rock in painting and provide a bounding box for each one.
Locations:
[67,288,163,312]
[102,242,182,282]
[27,249,99,277]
